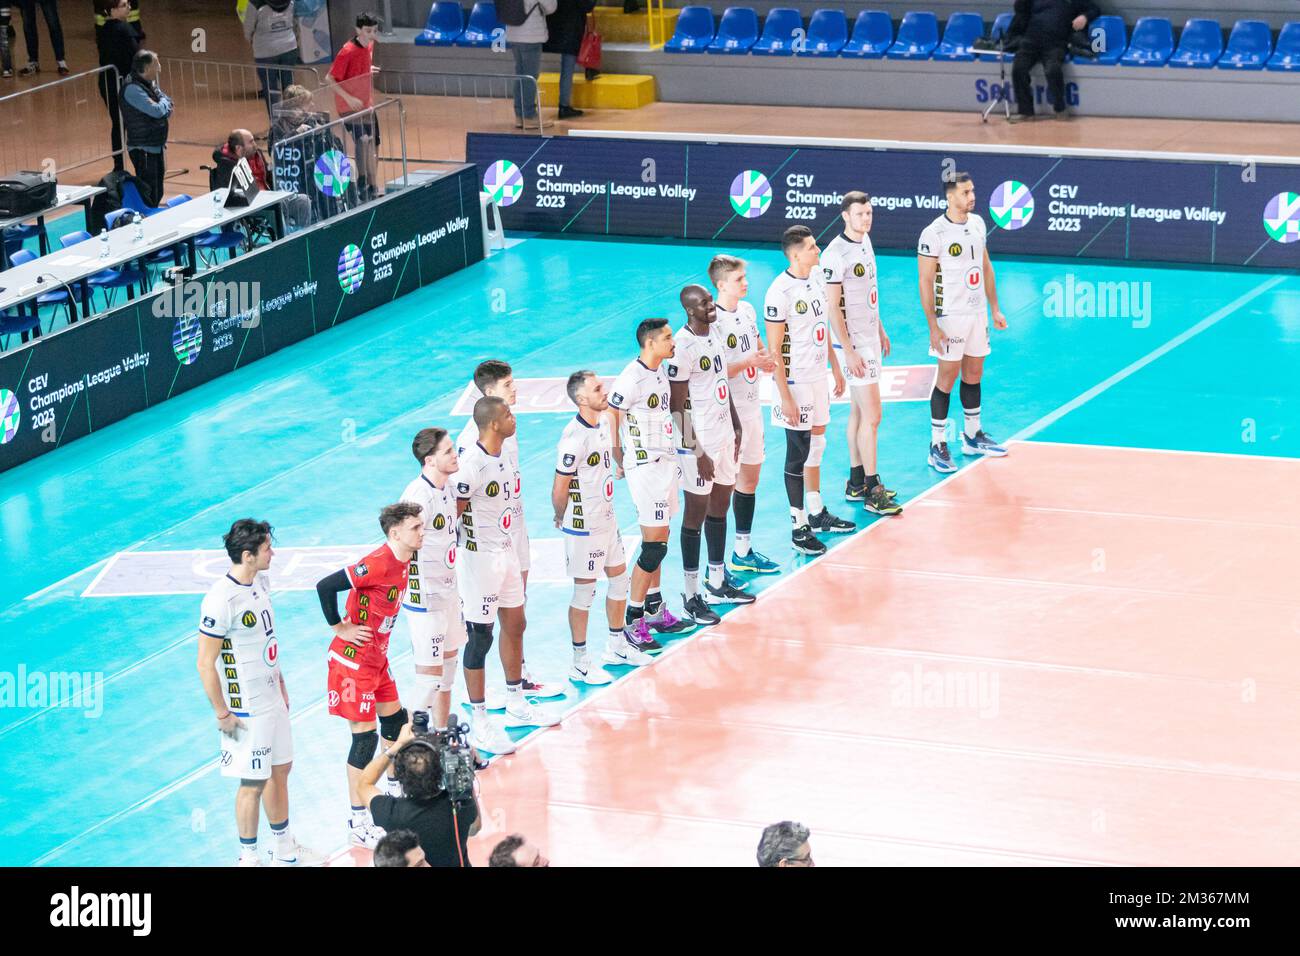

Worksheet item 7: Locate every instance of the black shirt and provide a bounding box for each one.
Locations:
[369,793,477,867]
[1011,0,1100,46]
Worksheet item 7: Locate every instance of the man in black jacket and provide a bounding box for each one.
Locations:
[1007,0,1099,122]
[543,0,595,120]
[119,48,172,205]
[94,0,138,170]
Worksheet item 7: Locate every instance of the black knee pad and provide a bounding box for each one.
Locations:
[463,621,495,670]
[637,540,668,573]
[348,730,378,770]
[784,429,811,476]
[379,707,408,743]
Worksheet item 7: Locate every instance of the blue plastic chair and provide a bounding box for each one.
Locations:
[931,12,983,61]
[1120,17,1174,66]
[887,11,939,59]
[60,230,146,307]
[665,6,715,53]
[752,8,803,56]
[1267,22,1300,70]
[119,180,161,216]
[3,222,45,257]
[842,10,892,58]
[416,2,464,46]
[975,11,1014,60]
[708,7,760,54]
[8,248,88,326]
[799,9,847,57]
[195,227,244,267]
[1087,15,1127,64]
[1219,20,1272,69]
[164,194,193,207]
[0,303,41,347]
[455,2,499,48]
[1168,18,1223,68]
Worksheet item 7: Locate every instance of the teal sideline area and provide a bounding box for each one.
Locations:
[1,224,1297,865]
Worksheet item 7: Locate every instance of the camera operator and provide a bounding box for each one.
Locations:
[358,719,481,867]
[1007,0,1099,122]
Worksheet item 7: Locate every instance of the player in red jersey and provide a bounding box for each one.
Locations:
[315,501,424,849]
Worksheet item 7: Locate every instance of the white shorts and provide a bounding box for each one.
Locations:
[625,456,680,528]
[928,311,990,361]
[677,431,739,496]
[219,702,292,780]
[771,379,830,431]
[736,404,765,465]
[564,524,627,578]
[835,339,883,387]
[404,598,468,666]
[511,516,530,574]
[457,546,525,624]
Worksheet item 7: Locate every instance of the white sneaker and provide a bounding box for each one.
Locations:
[484,687,506,710]
[603,641,652,667]
[503,699,562,728]
[520,670,567,699]
[469,718,517,755]
[237,853,262,867]
[568,660,613,685]
[348,821,385,849]
[271,841,325,867]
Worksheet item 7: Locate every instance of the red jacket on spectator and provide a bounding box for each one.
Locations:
[217,143,270,190]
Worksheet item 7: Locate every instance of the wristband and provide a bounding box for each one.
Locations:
[216,711,231,721]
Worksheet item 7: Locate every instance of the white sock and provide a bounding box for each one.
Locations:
[270,820,292,854]
[707,563,724,589]
[684,568,700,598]
[807,491,823,515]
[505,681,523,706]
[572,642,588,668]
[931,419,948,445]
[607,627,625,651]
[791,506,807,529]
[239,838,259,859]
[964,406,981,439]
[350,805,368,827]
[734,531,751,556]
[470,700,488,723]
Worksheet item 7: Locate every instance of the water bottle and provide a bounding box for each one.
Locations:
[98,229,110,259]
[133,213,144,242]
[213,191,223,221]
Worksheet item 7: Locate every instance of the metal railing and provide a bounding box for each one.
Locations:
[0,66,125,178]
[158,57,323,149]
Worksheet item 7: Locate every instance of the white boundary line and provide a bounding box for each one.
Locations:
[568,129,1300,167]
[1015,438,1300,464]
[1011,274,1290,442]
[23,557,110,603]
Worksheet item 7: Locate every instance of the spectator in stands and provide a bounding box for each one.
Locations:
[756,820,815,867]
[94,0,138,171]
[373,829,430,867]
[327,11,381,202]
[244,0,299,107]
[15,0,68,76]
[119,48,171,205]
[1,6,15,79]
[1007,0,1099,122]
[94,0,141,42]
[214,129,270,190]
[543,0,594,120]
[488,834,550,867]
[269,83,342,226]
[504,0,556,128]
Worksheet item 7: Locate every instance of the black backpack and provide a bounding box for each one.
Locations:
[496,0,538,27]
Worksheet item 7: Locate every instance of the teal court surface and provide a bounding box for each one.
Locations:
[1,230,1299,866]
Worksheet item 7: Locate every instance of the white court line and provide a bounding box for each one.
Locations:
[1015,438,1300,464]
[1011,275,1291,442]
[23,557,110,603]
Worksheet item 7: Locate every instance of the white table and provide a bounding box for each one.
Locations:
[0,184,106,265]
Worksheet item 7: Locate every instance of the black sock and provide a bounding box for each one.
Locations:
[644,589,663,615]
[732,490,756,535]
[865,473,880,490]
[784,471,804,510]
[680,526,701,574]
[626,603,643,623]
[849,465,866,485]
[930,385,952,421]
[703,515,727,566]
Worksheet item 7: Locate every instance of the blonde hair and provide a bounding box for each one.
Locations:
[708,254,746,288]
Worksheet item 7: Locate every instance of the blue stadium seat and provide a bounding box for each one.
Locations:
[708,7,759,54]
[1087,15,1127,64]
[1120,17,1174,66]
[415,2,464,46]
[886,11,939,59]
[1267,21,1300,70]
[454,2,499,47]
[931,11,983,61]
[752,8,803,56]
[799,9,848,57]
[841,10,892,58]
[665,5,715,53]
[1219,20,1272,69]
[1168,18,1223,68]
[975,11,1013,61]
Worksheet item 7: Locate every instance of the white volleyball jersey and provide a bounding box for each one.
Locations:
[555,414,617,535]
[199,571,280,716]
[821,231,880,349]
[608,358,676,467]
[665,324,733,451]
[399,473,459,607]
[917,213,988,317]
[451,441,517,553]
[763,270,830,384]
[716,300,763,410]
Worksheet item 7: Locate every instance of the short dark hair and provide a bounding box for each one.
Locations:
[488,834,527,867]
[635,317,669,347]
[94,0,119,16]
[565,370,595,404]
[379,501,422,537]
[781,225,813,256]
[223,518,272,564]
[355,11,380,28]
[473,360,513,395]
[412,426,449,465]
[393,742,443,801]
[131,49,157,75]
[842,190,871,211]
[473,395,508,432]
[226,131,244,152]
[373,829,421,867]
[944,171,972,193]
[756,820,811,867]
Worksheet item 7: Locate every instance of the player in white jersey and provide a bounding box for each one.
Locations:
[822,191,903,517]
[609,318,696,652]
[453,397,559,751]
[197,519,320,866]
[668,284,755,625]
[399,427,467,730]
[918,172,1009,473]
[552,370,654,681]
[710,254,781,576]
[765,225,855,557]
[456,360,563,702]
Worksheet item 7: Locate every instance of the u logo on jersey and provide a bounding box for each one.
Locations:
[870,288,878,307]
[715,381,729,404]
[743,365,757,383]
[966,266,982,289]
[603,476,615,501]
[812,322,828,346]
[444,543,457,569]
[500,510,513,533]
[263,637,278,667]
